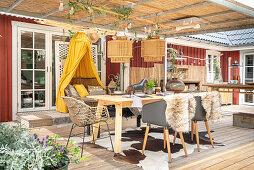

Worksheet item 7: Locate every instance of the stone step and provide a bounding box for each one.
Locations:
[17,110,71,128]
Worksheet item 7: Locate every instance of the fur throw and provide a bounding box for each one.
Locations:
[164,94,196,132]
[199,91,221,121]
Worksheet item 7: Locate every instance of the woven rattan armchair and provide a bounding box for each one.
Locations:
[62,97,114,157]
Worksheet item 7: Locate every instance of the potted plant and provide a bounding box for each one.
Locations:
[146,81,155,95]
[0,124,86,170]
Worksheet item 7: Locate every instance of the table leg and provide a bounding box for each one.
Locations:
[92,101,102,142]
[114,103,123,153]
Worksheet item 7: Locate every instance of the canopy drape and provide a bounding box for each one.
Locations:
[56,32,104,113]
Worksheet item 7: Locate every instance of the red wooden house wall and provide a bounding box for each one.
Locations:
[220,51,240,104]
[0,14,36,122]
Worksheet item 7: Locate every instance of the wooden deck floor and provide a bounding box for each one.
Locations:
[29,105,254,170]
[173,141,254,170]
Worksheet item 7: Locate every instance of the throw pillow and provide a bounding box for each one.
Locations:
[68,84,80,97]
[74,84,89,97]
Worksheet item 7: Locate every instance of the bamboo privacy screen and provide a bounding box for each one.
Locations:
[141,39,166,62]
[107,36,132,63]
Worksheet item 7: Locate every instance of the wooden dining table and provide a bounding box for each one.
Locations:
[87,95,164,153]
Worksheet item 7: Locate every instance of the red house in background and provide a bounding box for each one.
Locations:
[1,13,254,122]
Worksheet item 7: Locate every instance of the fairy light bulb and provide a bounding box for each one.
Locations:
[155,24,158,30]
[125,27,128,33]
[59,2,64,11]
[127,23,132,29]
[70,7,74,15]
[88,7,93,14]
[144,27,147,33]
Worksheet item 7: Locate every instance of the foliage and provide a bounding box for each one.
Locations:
[65,0,134,37]
[146,81,155,89]
[0,124,86,170]
[0,124,55,170]
[59,55,67,60]
[112,7,133,20]
[213,59,220,80]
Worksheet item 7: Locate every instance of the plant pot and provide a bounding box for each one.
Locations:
[166,78,185,93]
[146,88,153,95]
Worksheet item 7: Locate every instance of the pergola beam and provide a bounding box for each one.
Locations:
[42,4,68,18]
[74,0,154,24]
[7,0,24,12]
[134,10,234,30]
[107,1,211,26]
[208,0,254,17]
[161,17,253,33]
[165,24,254,38]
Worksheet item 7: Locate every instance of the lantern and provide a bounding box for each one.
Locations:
[107,36,132,63]
[141,38,165,62]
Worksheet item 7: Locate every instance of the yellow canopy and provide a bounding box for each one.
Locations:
[56,32,104,113]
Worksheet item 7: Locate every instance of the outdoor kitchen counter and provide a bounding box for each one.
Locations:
[87,95,164,153]
[203,84,254,94]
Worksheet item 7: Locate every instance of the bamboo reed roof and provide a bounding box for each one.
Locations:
[0,0,254,37]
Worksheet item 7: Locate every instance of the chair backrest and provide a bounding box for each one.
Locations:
[142,100,169,127]
[70,77,100,89]
[192,96,207,122]
[62,97,95,126]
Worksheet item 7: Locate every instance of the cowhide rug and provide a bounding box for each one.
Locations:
[66,127,224,170]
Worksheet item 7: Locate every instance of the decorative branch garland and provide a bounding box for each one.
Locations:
[59,0,161,40]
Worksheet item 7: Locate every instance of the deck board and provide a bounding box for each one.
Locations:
[28,105,254,169]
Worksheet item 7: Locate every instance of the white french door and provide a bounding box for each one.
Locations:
[18,28,49,112]
[206,50,221,83]
[242,53,254,105]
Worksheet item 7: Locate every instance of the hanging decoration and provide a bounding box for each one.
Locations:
[107,36,133,63]
[141,36,165,62]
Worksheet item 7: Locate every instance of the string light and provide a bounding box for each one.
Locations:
[59,1,64,11]
[69,7,74,15]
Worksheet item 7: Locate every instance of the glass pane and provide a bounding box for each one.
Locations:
[21,31,33,48]
[35,50,45,69]
[98,72,101,79]
[98,54,101,71]
[21,71,33,89]
[21,50,33,69]
[245,67,253,78]
[21,91,33,108]
[34,71,45,89]
[34,33,45,49]
[35,91,45,107]
[245,94,253,103]
[246,55,254,66]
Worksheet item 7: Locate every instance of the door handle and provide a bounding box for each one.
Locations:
[47,66,48,72]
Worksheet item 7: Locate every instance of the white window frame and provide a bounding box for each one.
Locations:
[206,50,221,83]
[239,51,254,105]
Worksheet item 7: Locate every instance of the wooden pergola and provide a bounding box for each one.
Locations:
[0,0,254,37]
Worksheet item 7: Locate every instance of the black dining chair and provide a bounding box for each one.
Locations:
[191,96,214,151]
[141,100,188,163]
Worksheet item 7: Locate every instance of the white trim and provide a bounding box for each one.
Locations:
[12,22,18,120]
[166,37,254,51]
[12,21,66,119]
[12,21,64,33]
[239,50,254,105]
[100,36,106,86]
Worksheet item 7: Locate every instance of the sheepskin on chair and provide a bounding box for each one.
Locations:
[164,94,196,132]
[200,91,221,121]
